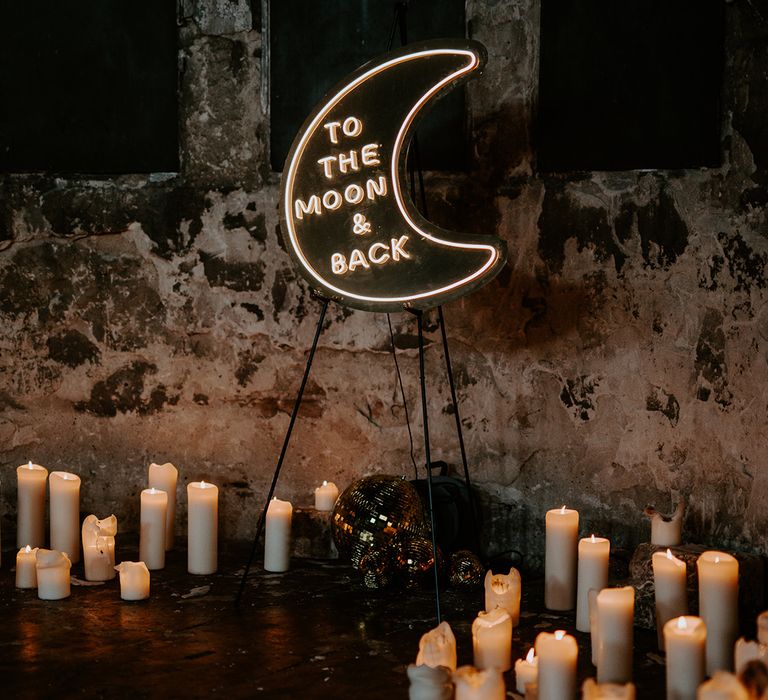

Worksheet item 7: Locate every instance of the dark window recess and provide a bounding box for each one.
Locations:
[0,1,178,174]
[537,0,724,172]
[270,1,466,172]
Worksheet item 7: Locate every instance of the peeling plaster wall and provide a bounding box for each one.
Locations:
[1,1,767,565]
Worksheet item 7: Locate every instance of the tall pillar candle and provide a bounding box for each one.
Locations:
[453,666,505,700]
[515,648,538,695]
[36,549,71,600]
[485,567,522,624]
[472,607,512,672]
[536,630,578,700]
[148,462,178,550]
[187,480,218,575]
[17,461,48,548]
[314,481,339,511]
[264,497,292,572]
[140,488,167,570]
[697,551,739,674]
[664,616,706,700]
[545,506,579,610]
[406,664,453,700]
[15,546,38,588]
[596,586,635,684]
[49,471,81,563]
[115,561,150,601]
[577,535,610,632]
[652,548,688,649]
[82,514,117,581]
[416,621,457,672]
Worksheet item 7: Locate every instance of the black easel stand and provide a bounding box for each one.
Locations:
[236,295,329,607]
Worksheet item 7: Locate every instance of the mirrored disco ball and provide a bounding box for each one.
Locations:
[331,475,428,567]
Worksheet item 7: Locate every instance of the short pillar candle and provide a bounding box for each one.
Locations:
[187,481,219,575]
[15,546,38,588]
[576,535,610,632]
[115,561,150,601]
[453,666,505,700]
[140,488,167,570]
[415,621,457,672]
[264,497,292,572]
[82,514,117,581]
[663,615,706,700]
[545,506,579,610]
[49,471,81,563]
[697,551,738,674]
[36,549,71,600]
[536,630,578,700]
[148,462,178,551]
[17,461,48,549]
[314,481,339,511]
[515,648,538,695]
[485,567,522,625]
[472,607,512,672]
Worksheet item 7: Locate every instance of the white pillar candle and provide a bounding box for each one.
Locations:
[264,497,292,572]
[82,514,117,581]
[148,462,178,551]
[590,588,601,666]
[596,586,635,684]
[187,480,219,574]
[17,461,48,548]
[581,678,636,699]
[697,551,739,674]
[545,506,579,610]
[140,488,167,570]
[472,607,512,672]
[515,648,538,694]
[734,638,768,675]
[15,545,38,588]
[114,561,150,601]
[649,502,684,547]
[536,630,578,700]
[664,616,706,700]
[577,535,610,632]
[406,664,453,700]
[453,666,505,700]
[416,621,457,672]
[36,549,71,600]
[653,548,688,649]
[485,567,522,624]
[314,480,339,511]
[49,471,81,563]
[696,671,749,699]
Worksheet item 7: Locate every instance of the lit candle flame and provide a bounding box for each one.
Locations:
[590,533,596,543]
[526,648,535,663]
[200,480,206,487]
[560,505,567,514]
[24,545,31,553]
[555,630,566,641]
[27,461,33,469]
[322,480,328,486]
[677,616,688,630]
[715,555,720,564]
[666,548,673,559]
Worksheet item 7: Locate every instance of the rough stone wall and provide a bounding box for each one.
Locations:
[0,1,766,566]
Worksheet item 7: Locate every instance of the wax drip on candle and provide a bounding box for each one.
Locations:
[526,648,535,663]
[555,630,566,640]
[677,616,688,630]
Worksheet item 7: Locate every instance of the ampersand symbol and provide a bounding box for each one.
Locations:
[352,213,372,236]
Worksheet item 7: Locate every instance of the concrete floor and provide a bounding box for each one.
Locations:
[0,541,665,699]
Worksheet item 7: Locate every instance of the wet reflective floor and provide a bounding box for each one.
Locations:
[0,542,665,698]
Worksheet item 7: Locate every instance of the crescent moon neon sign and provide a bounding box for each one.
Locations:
[280,39,507,313]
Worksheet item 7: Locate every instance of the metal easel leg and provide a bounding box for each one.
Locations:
[235,296,330,606]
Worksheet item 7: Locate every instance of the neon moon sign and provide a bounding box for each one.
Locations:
[280,40,508,313]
